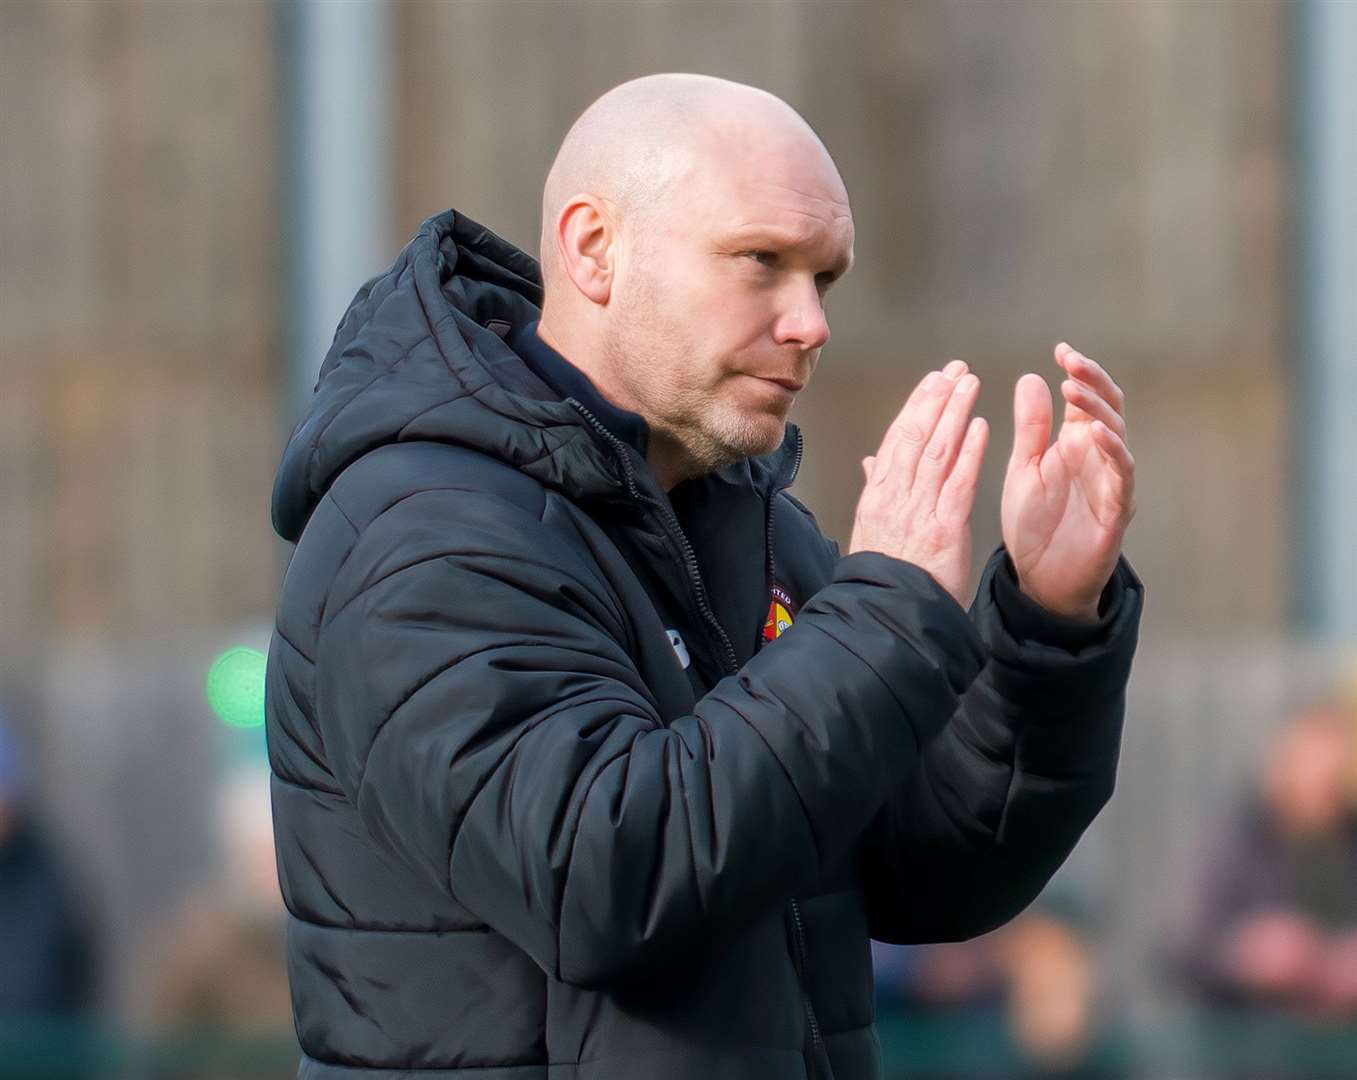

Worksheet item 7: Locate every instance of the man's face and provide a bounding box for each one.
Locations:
[604,127,854,475]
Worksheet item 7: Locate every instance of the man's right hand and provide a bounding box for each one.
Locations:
[848,361,988,606]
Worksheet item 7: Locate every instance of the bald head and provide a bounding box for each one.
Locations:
[539,74,840,292]
[534,73,853,490]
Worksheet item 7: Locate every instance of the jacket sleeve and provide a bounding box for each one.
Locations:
[861,547,1143,944]
[314,486,986,989]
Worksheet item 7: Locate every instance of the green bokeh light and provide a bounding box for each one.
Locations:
[205,647,267,729]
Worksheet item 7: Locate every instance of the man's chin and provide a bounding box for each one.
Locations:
[721,414,788,460]
[749,425,790,458]
[671,401,790,474]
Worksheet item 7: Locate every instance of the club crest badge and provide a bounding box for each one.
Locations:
[763,584,796,643]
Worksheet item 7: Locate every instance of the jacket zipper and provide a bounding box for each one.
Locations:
[760,430,823,1060]
[573,403,822,1064]
[566,400,739,674]
[789,898,823,1051]
[762,429,805,581]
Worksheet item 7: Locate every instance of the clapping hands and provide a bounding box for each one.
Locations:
[850,343,1135,615]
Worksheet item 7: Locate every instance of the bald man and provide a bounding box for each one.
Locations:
[267,74,1141,1080]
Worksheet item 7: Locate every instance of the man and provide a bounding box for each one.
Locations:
[267,73,1141,1080]
[1178,703,1357,1019]
[137,762,294,1078]
[0,716,97,1040]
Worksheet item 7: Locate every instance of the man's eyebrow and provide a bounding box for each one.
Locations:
[719,224,814,248]
[719,226,854,277]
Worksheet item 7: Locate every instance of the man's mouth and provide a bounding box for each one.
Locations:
[755,376,805,393]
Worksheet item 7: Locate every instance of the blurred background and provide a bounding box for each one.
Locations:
[2,0,1355,1076]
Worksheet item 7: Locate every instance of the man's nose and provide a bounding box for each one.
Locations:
[773,283,830,350]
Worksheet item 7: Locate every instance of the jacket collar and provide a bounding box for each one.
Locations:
[507,320,650,458]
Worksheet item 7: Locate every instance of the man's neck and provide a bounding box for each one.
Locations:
[535,319,630,410]
[536,319,692,491]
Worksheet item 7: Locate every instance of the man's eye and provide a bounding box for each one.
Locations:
[743,250,777,266]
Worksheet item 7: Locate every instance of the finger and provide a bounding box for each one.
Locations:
[1060,379,1126,436]
[1091,419,1136,481]
[861,455,876,483]
[877,370,961,485]
[913,372,981,494]
[879,360,967,446]
[1009,373,1052,471]
[937,416,990,524]
[1090,420,1137,519]
[1055,343,1125,418]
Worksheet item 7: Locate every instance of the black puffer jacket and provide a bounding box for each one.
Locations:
[266,209,1142,1080]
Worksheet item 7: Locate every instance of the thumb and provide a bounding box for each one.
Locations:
[1009,373,1052,471]
[861,455,875,482]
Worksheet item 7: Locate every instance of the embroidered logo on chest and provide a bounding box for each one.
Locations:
[763,584,796,642]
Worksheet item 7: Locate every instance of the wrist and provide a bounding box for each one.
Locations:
[1016,579,1100,625]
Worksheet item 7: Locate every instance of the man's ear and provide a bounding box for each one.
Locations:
[555,196,614,305]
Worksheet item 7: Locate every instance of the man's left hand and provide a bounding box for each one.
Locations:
[1001,343,1135,622]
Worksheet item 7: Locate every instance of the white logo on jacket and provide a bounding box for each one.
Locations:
[666,629,691,670]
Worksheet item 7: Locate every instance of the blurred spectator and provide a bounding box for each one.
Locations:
[874,917,1117,1078]
[135,762,293,1078]
[0,714,98,1017]
[1177,702,1357,1020]
[874,934,1006,1013]
[873,828,1123,1078]
[1001,912,1106,1078]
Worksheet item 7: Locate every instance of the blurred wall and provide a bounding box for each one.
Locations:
[0,0,1293,685]
[1,0,282,656]
[0,0,281,1009]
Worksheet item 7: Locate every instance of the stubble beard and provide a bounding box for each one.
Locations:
[603,323,788,480]
[670,386,787,475]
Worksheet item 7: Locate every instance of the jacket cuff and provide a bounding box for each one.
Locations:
[972,547,1144,715]
[991,551,1126,651]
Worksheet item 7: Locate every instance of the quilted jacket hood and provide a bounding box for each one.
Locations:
[271,208,801,543]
